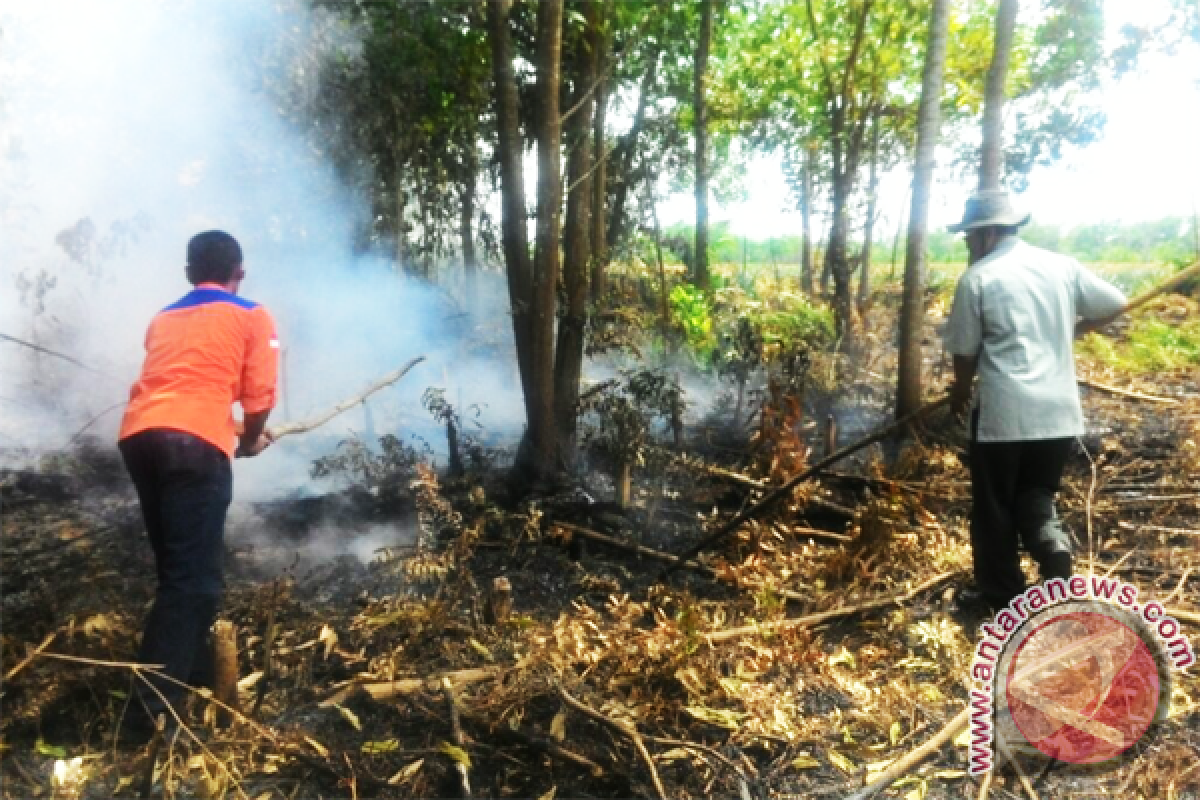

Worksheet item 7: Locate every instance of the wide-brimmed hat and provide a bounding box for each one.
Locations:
[947,189,1031,233]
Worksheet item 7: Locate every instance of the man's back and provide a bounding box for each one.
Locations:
[120,284,277,458]
[944,237,1125,441]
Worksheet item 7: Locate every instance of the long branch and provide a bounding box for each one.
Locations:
[268,356,424,439]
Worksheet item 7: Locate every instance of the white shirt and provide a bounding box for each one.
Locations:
[943,237,1127,442]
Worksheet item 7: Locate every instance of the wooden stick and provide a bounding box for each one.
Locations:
[3,632,56,683]
[0,332,110,375]
[704,571,958,644]
[977,769,994,800]
[1170,607,1200,627]
[1121,260,1200,314]
[442,677,472,799]
[996,735,1040,800]
[558,686,667,800]
[1077,378,1179,405]
[552,521,715,573]
[471,718,605,775]
[318,666,499,707]
[660,396,950,578]
[845,707,969,800]
[268,356,425,439]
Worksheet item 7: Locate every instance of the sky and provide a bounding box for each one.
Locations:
[658,0,1200,239]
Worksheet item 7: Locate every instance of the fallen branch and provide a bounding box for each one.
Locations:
[666,453,855,518]
[558,686,667,800]
[704,571,959,644]
[268,356,425,439]
[845,706,969,800]
[3,632,57,682]
[318,666,499,707]
[1077,378,1179,406]
[466,717,605,776]
[661,396,950,578]
[552,521,714,574]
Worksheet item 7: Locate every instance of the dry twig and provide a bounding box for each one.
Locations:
[845,706,968,800]
[558,686,668,800]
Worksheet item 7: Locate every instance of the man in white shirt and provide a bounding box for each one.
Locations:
[943,190,1127,610]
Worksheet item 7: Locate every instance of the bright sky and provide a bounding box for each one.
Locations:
[659,0,1200,239]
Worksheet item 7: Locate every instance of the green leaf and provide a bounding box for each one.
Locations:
[438,741,472,768]
[791,754,820,770]
[684,705,747,729]
[362,739,399,754]
[828,750,857,775]
[35,739,67,759]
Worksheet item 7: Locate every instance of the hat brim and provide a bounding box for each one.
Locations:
[948,212,1032,234]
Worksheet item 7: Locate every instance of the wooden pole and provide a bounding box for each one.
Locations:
[1120,261,1200,315]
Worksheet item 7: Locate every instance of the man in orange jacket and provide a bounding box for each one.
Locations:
[117,231,277,740]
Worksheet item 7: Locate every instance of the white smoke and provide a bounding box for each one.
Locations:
[0,0,526,498]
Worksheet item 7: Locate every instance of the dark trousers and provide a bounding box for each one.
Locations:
[969,419,1074,609]
[119,430,232,728]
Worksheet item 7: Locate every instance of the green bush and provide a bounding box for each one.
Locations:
[669,284,716,359]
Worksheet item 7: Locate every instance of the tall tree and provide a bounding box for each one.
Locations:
[896,0,950,419]
[692,0,714,289]
[486,0,536,451]
[526,0,567,481]
[554,0,601,455]
[590,2,611,306]
[980,0,1019,189]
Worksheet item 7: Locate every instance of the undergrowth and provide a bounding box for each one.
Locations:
[1077,296,1200,373]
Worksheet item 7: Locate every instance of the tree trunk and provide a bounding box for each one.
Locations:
[554,0,599,459]
[824,101,857,337]
[800,145,814,293]
[394,157,408,271]
[527,0,565,482]
[487,0,537,443]
[858,113,882,312]
[692,0,714,289]
[606,48,659,253]
[460,146,478,296]
[980,0,1018,190]
[896,0,950,419]
[590,7,611,307]
[651,196,671,346]
[615,460,632,508]
[212,619,240,728]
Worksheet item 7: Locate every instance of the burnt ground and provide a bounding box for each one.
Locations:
[2,300,1200,800]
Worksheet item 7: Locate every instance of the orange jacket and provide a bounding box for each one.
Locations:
[119,283,279,458]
